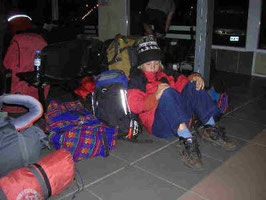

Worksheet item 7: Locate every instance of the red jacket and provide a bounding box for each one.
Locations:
[127,71,189,135]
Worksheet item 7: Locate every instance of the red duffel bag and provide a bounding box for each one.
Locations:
[0,148,75,200]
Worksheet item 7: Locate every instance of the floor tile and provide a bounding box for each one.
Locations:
[219,116,266,140]
[111,131,170,163]
[134,142,222,190]
[199,136,246,162]
[251,129,266,146]
[49,183,81,200]
[74,154,127,186]
[197,115,265,162]
[87,166,185,200]
[226,93,254,112]
[61,189,100,200]
[227,98,266,126]
[177,191,207,200]
[50,155,127,199]
[191,138,266,200]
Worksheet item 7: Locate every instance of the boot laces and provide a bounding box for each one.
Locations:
[184,138,201,159]
[209,125,228,142]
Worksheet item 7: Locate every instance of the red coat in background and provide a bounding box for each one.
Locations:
[3,33,50,113]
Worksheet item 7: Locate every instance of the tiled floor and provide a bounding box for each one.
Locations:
[44,71,266,200]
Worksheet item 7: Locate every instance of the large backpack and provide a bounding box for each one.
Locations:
[42,38,107,80]
[3,33,50,113]
[92,70,142,139]
[0,94,48,177]
[107,34,139,76]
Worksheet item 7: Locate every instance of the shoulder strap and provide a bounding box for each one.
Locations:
[12,39,21,68]
[80,44,91,74]
[108,34,128,65]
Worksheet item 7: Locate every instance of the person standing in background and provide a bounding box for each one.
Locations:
[142,0,176,38]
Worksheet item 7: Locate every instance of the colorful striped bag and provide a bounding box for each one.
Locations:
[45,100,118,162]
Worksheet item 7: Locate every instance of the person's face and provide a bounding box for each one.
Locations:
[141,61,160,72]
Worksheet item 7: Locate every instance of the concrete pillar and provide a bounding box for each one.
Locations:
[51,0,59,21]
[246,0,261,51]
[194,0,214,87]
[98,0,130,41]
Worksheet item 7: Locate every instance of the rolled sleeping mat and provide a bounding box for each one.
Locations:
[0,148,75,200]
[0,94,43,131]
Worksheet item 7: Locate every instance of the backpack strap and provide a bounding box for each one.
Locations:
[12,39,21,68]
[28,165,50,199]
[80,44,92,74]
[28,163,52,199]
[101,132,110,157]
[108,34,128,65]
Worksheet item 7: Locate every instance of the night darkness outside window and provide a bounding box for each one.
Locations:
[212,0,249,47]
[258,0,266,49]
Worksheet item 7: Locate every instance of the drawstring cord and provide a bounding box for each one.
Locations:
[71,167,84,199]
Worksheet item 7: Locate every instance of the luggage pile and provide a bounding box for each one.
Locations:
[0,95,76,200]
[0,35,145,199]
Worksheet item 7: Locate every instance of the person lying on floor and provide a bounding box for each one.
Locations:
[127,35,236,170]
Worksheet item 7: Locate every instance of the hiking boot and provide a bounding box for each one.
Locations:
[189,114,202,131]
[179,137,203,171]
[203,125,236,151]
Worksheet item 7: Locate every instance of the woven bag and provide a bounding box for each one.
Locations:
[45,100,118,162]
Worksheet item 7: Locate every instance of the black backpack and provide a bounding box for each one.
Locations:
[41,38,107,80]
[92,70,142,140]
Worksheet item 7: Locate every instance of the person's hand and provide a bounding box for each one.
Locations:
[155,83,169,100]
[189,75,205,90]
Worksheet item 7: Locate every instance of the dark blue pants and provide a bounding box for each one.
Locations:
[152,82,219,138]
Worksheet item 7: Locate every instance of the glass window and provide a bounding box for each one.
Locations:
[171,0,197,26]
[212,0,249,47]
[258,0,266,49]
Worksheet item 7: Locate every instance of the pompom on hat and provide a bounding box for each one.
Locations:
[136,35,162,66]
